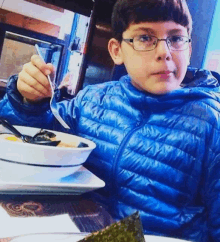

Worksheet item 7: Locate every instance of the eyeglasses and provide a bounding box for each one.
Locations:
[122,35,191,51]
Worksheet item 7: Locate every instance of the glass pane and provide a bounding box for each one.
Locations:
[0,32,62,85]
[0,38,35,80]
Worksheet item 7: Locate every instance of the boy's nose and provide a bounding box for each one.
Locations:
[155,40,172,61]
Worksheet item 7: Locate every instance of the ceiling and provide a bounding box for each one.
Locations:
[42,0,94,16]
[42,0,116,24]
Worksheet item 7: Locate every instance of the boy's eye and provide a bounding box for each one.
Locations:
[138,35,153,42]
[169,36,184,43]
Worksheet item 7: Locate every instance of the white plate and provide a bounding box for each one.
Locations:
[0,125,96,166]
[10,233,190,242]
[0,166,105,195]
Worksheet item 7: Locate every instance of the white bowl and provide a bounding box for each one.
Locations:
[0,125,96,166]
[11,234,189,242]
[0,158,81,182]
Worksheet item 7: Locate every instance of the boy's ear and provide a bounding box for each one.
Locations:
[108,38,124,65]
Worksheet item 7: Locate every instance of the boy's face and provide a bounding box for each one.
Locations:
[108,21,191,94]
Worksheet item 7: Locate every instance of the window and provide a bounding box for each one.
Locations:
[0,32,63,85]
[0,0,93,94]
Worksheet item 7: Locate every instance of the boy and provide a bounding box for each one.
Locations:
[1,0,220,241]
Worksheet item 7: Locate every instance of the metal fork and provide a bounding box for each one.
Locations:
[35,44,70,129]
[47,73,70,129]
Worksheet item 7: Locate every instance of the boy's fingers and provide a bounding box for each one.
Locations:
[46,63,56,73]
[18,70,51,98]
[23,62,51,92]
[31,55,51,76]
[18,81,46,101]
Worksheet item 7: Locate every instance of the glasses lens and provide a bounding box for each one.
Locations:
[133,35,157,51]
[168,36,189,51]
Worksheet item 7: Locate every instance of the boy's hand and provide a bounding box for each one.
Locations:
[17,55,55,102]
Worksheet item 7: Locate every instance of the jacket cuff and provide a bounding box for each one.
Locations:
[6,74,50,115]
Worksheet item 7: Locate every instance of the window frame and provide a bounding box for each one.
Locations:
[0,22,68,85]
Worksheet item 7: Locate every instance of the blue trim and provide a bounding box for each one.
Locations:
[62,13,80,79]
[0,158,83,168]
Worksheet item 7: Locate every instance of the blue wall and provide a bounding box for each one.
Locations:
[187,0,218,68]
[203,0,220,68]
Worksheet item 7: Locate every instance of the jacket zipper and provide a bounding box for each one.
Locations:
[111,121,145,192]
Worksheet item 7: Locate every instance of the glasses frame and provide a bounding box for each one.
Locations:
[122,35,191,52]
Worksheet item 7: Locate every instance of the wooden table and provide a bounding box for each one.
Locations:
[0,193,114,242]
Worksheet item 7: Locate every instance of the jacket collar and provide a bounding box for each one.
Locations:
[120,68,220,112]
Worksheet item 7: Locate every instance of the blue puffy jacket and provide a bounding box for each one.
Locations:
[1,67,220,242]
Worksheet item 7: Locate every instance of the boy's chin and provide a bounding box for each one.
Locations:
[131,79,182,95]
[143,84,182,95]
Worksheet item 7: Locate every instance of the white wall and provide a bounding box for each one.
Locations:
[1,0,75,39]
[0,0,4,7]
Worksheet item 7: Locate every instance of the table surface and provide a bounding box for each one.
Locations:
[0,193,114,242]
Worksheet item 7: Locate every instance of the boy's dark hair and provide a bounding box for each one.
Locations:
[111,0,192,42]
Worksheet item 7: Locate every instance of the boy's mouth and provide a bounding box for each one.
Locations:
[153,70,174,79]
[154,70,173,75]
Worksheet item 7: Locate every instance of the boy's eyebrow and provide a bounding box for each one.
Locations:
[132,27,156,35]
[132,27,186,36]
[168,29,186,35]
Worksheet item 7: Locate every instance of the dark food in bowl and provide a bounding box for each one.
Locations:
[0,118,60,146]
[0,129,82,148]
[32,129,56,141]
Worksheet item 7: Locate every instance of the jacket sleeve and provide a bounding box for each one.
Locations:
[204,119,220,241]
[0,74,84,133]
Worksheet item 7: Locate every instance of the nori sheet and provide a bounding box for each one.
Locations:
[78,211,145,242]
